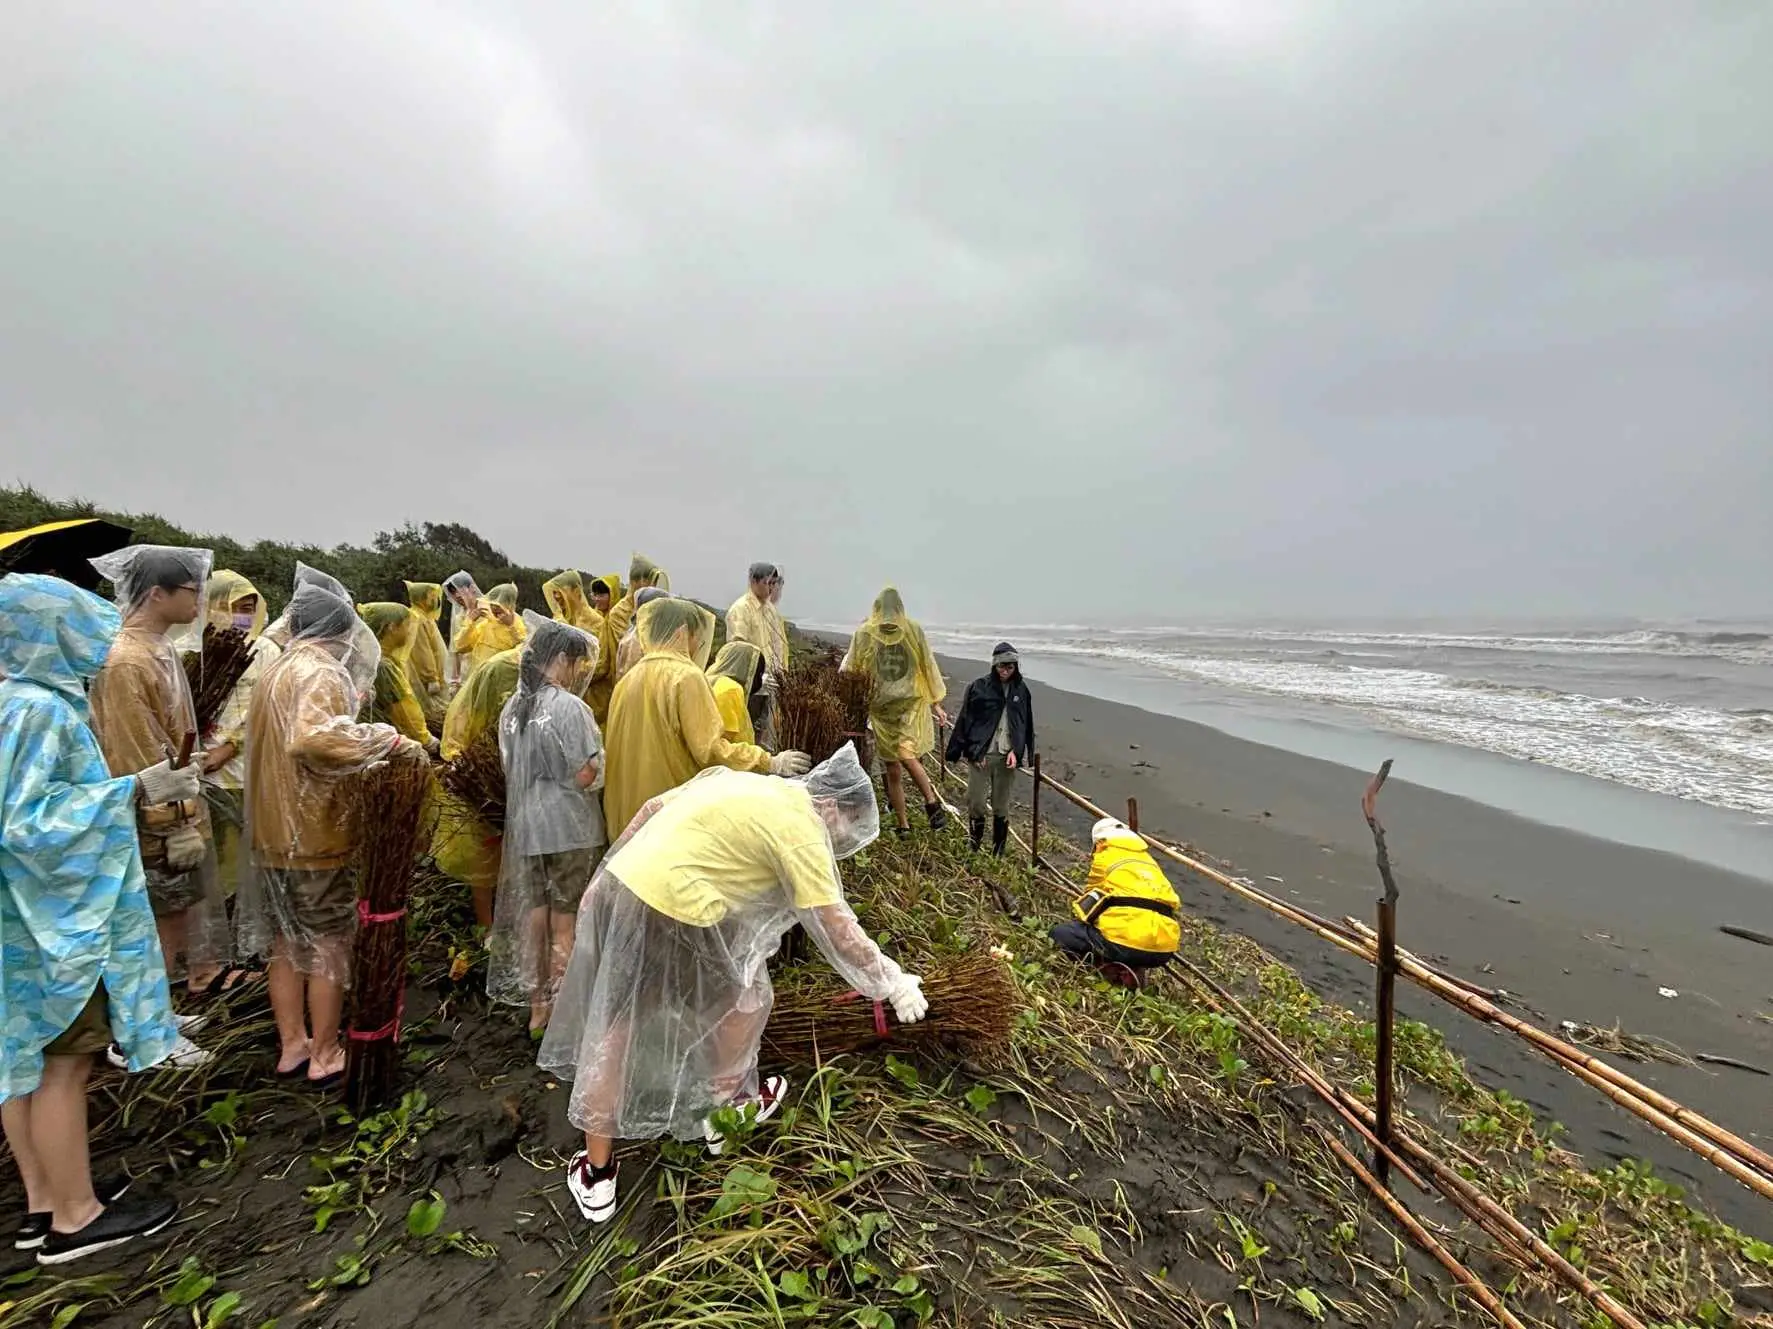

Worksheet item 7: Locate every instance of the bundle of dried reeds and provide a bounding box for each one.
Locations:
[345,752,432,1113]
[439,735,505,832]
[181,625,255,735]
[776,647,870,766]
[761,951,1019,1068]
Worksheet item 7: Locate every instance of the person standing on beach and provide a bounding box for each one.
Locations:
[945,643,1035,856]
[238,584,421,1089]
[601,597,810,838]
[842,588,949,837]
[87,546,232,1011]
[726,563,788,747]
[0,574,185,1263]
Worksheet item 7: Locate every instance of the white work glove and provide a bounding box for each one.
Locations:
[137,759,201,807]
[770,750,812,777]
[164,824,207,872]
[760,671,781,697]
[887,974,928,1025]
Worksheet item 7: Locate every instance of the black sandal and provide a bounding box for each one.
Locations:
[187,963,267,1003]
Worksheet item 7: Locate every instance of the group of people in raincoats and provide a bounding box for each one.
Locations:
[0,533,1060,1257]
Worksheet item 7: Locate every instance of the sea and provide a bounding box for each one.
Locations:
[914,620,1773,880]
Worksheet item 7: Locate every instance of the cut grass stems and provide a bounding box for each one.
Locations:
[9,758,1769,1328]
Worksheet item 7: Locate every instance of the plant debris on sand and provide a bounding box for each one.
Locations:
[6,770,1771,1329]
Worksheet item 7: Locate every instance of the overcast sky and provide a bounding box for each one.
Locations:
[2,2,1768,625]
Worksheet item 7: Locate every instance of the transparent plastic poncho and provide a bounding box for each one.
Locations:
[237,585,404,982]
[538,745,899,1141]
[487,615,605,1008]
[85,545,232,973]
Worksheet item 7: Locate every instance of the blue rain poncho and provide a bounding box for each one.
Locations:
[0,575,180,1101]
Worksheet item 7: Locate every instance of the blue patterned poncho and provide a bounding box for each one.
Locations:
[0,575,179,1101]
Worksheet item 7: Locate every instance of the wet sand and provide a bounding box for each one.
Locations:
[932,652,1773,1236]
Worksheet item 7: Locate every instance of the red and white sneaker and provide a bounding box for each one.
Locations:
[566,1152,618,1224]
[704,1074,789,1157]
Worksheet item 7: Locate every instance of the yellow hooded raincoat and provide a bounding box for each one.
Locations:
[404,582,450,724]
[844,588,945,763]
[358,603,432,745]
[432,645,523,891]
[454,583,526,678]
[706,640,764,746]
[601,598,772,838]
[589,555,664,726]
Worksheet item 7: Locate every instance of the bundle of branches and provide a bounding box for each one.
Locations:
[438,735,505,832]
[777,647,866,765]
[181,625,254,735]
[345,753,432,1113]
[761,951,1019,1068]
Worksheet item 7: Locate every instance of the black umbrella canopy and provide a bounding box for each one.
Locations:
[0,519,134,591]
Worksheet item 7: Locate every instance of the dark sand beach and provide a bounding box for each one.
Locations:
[931,652,1773,1237]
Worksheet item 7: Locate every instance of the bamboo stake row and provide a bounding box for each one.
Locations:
[1025,765,1773,1199]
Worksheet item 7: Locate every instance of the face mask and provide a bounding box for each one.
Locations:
[232,612,255,631]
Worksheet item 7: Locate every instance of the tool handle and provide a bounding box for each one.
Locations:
[174,732,197,770]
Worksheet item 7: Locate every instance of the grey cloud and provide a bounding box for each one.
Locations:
[1,1,1767,626]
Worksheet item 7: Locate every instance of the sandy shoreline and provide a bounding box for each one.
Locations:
[929,651,1773,1235]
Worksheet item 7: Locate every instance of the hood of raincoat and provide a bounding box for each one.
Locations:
[206,569,267,639]
[796,741,880,859]
[0,574,122,713]
[89,544,213,616]
[542,571,592,624]
[861,587,911,645]
[486,583,520,617]
[627,554,667,593]
[707,640,764,693]
[406,581,444,621]
[287,585,382,703]
[359,602,416,668]
[636,597,715,670]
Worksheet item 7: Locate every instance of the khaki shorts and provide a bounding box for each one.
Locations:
[530,847,603,912]
[45,983,113,1057]
[267,867,357,941]
[145,862,210,919]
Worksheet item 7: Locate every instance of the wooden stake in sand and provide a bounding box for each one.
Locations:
[1362,758,1399,1187]
[345,752,432,1114]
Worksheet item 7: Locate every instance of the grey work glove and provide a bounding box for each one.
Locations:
[137,759,201,807]
[770,750,812,777]
[164,824,207,872]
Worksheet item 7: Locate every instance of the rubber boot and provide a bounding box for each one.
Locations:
[925,801,948,832]
[968,817,985,853]
[992,817,1009,857]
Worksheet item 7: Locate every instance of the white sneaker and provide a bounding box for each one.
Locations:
[175,1013,210,1037]
[704,1074,789,1157]
[107,1035,215,1074]
[566,1152,617,1224]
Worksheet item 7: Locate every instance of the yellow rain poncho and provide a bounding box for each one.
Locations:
[543,570,605,637]
[454,582,526,677]
[359,603,432,745]
[590,555,665,726]
[602,598,772,837]
[433,645,523,897]
[405,582,449,724]
[844,587,945,763]
[726,590,789,676]
[202,571,279,897]
[707,641,763,746]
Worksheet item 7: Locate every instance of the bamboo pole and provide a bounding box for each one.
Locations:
[1030,753,1043,871]
[1316,1130,1529,1329]
[1027,764,1773,1194]
[1126,796,1139,833]
[1363,760,1399,1187]
[1180,961,1651,1329]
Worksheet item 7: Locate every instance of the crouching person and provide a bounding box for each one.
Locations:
[0,576,186,1263]
[1050,819,1180,989]
[539,744,925,1225]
